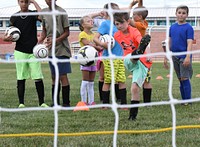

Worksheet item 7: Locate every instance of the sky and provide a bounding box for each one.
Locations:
[0,0,200,8]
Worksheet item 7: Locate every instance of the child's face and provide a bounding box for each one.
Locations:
[115,19,129,33]
[18,0,30,12]
[82,17,94,29]
[45,0,56,8]
[132,12,142,22]
[176,8,188,23]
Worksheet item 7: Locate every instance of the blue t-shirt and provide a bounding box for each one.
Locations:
[97,20,123,57]
[169,22,194,58]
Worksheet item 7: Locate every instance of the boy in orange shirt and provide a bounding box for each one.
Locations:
[114,11,151,120]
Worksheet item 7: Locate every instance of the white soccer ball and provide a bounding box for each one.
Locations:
[77,45,98,66]
[33,44,48,58]
[99,34,115,48]
[5,26,21,42]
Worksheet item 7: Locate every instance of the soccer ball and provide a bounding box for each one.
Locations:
[33,44,48,58]
[77,45,98,66]
[5,26,21,42]
[99,34,115,48]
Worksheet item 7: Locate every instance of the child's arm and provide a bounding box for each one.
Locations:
[30,0,41,12]
[163,39,169,69]
[138,0,143,7]
[183,39,193,67]
[93,33,108,49]
[88,11,106,19]
[38,26,47,44]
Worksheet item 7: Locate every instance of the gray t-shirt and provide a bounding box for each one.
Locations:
[40,6,71,57]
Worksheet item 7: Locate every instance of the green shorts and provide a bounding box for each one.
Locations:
[103,59,126,84]
[14,50,43,80]
[124,54,148,88]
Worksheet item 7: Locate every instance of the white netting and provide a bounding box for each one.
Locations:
[1,0,200,147]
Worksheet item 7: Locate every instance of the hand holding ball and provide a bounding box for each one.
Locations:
[33,44,48,58]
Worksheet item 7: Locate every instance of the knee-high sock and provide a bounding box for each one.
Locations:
[98,81,104,102]
[102,91,110,104]
[17,80,25,104]
[115,84,120,102]
[52,83,61,105]
[129,100,139,119]
[143,88,152,103]
[35,80,45,105]
[181,79,191,100]
[80,80,89,103]
[88,81,94,105]
[180,82,186,100]
[119,88,127,104]
[62,85,70,106]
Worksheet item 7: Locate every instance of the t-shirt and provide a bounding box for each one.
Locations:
[97,20,123,57]
[78,31,95,47]
[40,5,71,57]
[114,25,152,68]
[134,20,148,37]
[169,22,194,58]
[10,10,38,54]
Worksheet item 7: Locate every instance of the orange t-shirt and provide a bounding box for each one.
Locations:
[134,20,148,37]
[114,25,152,69]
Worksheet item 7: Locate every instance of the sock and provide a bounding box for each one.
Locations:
[182,79,192,100]
[88,81,94,105]
[17,80,25,104]
[62,85,70,106]
[115,84,120,102]
[180,82,186,100]
[129,100,139,120]
[98,81,104,102]
[80,80,89,103]
[35,80,45,105]
[143,88,152,103]
[52,83,61,105]
[102,91,110,104]
[119,88,127,104]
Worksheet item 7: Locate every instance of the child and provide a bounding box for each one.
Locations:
[129,0,153,104]
[78,15,102,105]
[163,5,194,106]
[88,12,105,103]
[3,0,48,108]
[93,3,127,107]
[38,0,71,107]
[114,12,151,120]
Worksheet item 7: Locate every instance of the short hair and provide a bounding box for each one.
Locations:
[103,3,119,10]
[176,5,189,14]
[133,6,148,19]
[114,12,129,23]
[18,0,29,3]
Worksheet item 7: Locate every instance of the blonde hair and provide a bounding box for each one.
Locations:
[79,15,91,31]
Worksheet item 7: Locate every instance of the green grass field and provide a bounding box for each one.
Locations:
[0,62,200,147]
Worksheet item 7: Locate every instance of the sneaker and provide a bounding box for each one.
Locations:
[18,104,25,108]
[131,34,151,56]
[40,103,49,107]
[62,104,70,107]
[90,102,96,105]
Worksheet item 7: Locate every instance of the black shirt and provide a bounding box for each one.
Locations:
[10,10,39,54]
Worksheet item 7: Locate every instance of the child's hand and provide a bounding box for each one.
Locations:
[130,0,138,8]
[29,0,35,4]
[3,33,13,42]
[183,56,190,67]
[45,36,52,49]
[163,57,169,69]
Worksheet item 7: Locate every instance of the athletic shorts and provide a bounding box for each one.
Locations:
[145,68,152,83]
[49,56,71,76]
[103,59,126,84]
[14,50,43,80]
[172,56,193,79]
[124,54,148,88]
[80,65,97,71]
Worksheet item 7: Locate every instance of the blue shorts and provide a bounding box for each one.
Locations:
[49,56,71,76]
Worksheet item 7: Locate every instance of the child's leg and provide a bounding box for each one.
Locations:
[88,70,96,105]
[143,71,152,103]
[102,83,110,104]
[60,74,70,107]
[17,79,26,105]
[35,79,45,105]
[129,83,140,120]
[98,62,104,102]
